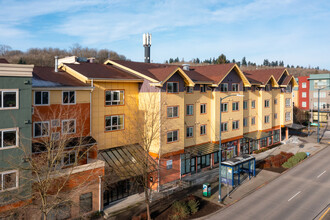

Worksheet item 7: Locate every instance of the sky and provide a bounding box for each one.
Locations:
[0,0,330,69]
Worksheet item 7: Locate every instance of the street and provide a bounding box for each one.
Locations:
[208,146,330,220]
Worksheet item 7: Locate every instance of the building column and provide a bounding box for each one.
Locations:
[285,127,289,140]
[237,139,240,156]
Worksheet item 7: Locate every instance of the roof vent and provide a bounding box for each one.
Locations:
[54,56,58,72]
[182,64,190,71]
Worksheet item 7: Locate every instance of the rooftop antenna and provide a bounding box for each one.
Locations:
[143,33,151,63]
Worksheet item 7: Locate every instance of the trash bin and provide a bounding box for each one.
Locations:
[203,183,211,197]
[306,152,310,157]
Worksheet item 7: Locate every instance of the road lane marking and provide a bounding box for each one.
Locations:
[288,191,301,202]
[319,207,330,220]
[317,170,326,178]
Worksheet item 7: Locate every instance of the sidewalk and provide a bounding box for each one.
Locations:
[104,134,329,219]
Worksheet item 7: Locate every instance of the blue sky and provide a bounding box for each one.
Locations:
[0,0,330,69]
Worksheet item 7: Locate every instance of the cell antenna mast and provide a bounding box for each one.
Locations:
[143,33,151,63]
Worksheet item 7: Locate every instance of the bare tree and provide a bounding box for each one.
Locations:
[1,104,102,219]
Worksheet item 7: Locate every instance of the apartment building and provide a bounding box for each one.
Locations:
[308,73,330,122]
[31,66,105,219]
[297,76,310,110]
[292,77,299,107]
[0,62,34,217]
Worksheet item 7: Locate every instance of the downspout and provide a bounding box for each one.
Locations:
[157,88,161,192]
[90,79,94,135]
[98,175,102,211]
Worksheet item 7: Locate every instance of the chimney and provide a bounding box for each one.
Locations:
[54,56,58,72]
[143,33,151,63]
[182,64,190,71]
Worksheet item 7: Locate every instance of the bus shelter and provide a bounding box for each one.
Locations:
[220,155,256,186]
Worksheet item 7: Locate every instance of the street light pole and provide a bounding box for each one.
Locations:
[219,94,243,203]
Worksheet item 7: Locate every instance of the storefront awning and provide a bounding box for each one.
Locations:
[184,142,219,157]
[285,123,306,130]
[243,131,272,140]
[99,144,158,183]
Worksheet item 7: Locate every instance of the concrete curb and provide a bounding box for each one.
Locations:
[198,145,329,220]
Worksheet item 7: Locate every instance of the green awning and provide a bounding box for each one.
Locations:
[100,144,158,183]
[184,142,219,157]
[244,131,272,140]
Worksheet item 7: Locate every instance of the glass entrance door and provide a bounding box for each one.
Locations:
[197,156,201,172]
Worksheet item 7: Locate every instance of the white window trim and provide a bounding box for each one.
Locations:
[105,115,125,131]
[302,102,307,107]
[0,128,19,150]
[302,83,306,88]
[286,98,291,107]
[167,130,178,143]
[62,91,76,105]
[167,106,179,118]
[232,83,239,91]
[0,170,19,192]
[220,83,228,92]
[33,121,50,138]
[0,89,19,110]
[105,90,125,106]
[167,82,179,93]
[62,151,77,166]
[302,92,306,98]
[34,91,50,106]
[187,105,194,116]
[62,119,76,134]
[186,126,193,138]
[285,112,291,121]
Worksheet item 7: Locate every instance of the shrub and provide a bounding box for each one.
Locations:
[282,161,293,169]
[291,157,300,166]
[187,199,200,214]
[296,152,307,161]
[171,201,189,220]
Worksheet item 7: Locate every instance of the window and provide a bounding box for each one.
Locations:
[313,92,318,98]
[48,203,71,219]
[200,125,206,135]
[285,98,291,107]
[232,121,239,130]
[34,122,49,138]
[62,119,76,134]
[34,91,49,105]
[200,104,206,114]
[186,126,193,138]
[200,85,206,93]
[274,99,278,105]
[302,92,307,98]
[274,113,278,119]
[0,170,18,191]
[186,105,193,116]
[166,160,173,170]
[243,118,248,127]
[180,154,191,174]
[243,101,248,110]
[251,117,256,125]
[285,112,291,121]
[51,132,60,141]
[0,90,18,109]
[251,100,256,109]
[105,90,124,106]
[232,83,239,91]
[51,119,60,127]
[320,92,326,98]
[221,122,228,132]
[221,103,228,112]
[186,87,193,93]
[220,83,228,92]
[167,130,178,143]
[80,192,93,214]
[265,85,270,91]
[63,91,75,104]
[201,154,211,168]
[264,115,270,123]
[0,129,17,149]
[264,100,270,108]
[313,102,318,108]
[302,82,306,88]
[232,102,239,111]
[302,102,307,107]
[63,151,76,166]
[167,82,179,93]
[167,106,179,118]
[105,115,124,131]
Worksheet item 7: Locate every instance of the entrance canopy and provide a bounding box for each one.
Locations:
[184,142,219,157]
[285,123,306,130]
[100,144,158,183]
[243,131,272,140]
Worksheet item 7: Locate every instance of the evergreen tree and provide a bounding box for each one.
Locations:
[242,57,247,66]
[232,59,236,63]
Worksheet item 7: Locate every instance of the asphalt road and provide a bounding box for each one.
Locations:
[208,146,330,220]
